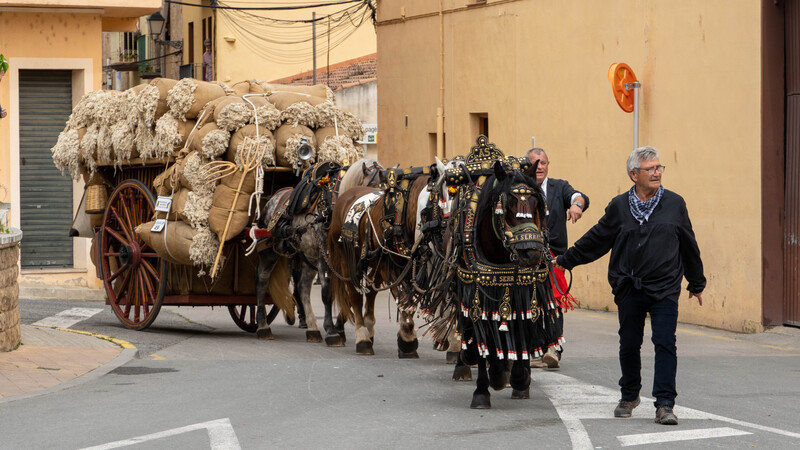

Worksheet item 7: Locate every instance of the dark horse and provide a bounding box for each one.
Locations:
[440,136,562,408]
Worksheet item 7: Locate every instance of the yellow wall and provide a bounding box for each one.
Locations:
[377,0,763,332]
[181,0,376,83]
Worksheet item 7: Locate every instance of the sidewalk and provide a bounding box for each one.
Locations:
[0,325,136,403]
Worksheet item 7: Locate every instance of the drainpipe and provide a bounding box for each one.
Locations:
[436,0,444,160]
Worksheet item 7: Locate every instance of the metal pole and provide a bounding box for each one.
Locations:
[312,12,317,85]
[627,81,641,150]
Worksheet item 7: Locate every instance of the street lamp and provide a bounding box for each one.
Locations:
[147,11,182,50]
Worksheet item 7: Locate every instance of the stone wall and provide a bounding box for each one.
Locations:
[0,230,22,352]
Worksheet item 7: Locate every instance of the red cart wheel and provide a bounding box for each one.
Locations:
[101,180,166,330]
[228,305,258,333]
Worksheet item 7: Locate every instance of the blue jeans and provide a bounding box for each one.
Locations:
[617,289,678,407]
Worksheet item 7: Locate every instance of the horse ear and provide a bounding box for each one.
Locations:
[524,159,539,178]
[361,162,369,176]
[493,160,507,181]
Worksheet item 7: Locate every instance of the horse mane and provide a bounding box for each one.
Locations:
[339,157,382,192]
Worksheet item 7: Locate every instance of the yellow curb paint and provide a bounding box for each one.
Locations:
[149,354,166,360]
[760,344,795,351]
[57,328,136,350]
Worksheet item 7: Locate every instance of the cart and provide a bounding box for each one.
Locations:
[91,157,298,332]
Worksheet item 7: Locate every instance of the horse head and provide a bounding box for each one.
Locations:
[478,160,547,267]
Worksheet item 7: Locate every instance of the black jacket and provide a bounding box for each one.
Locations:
[557,188,705,302]
[545,178,589,256]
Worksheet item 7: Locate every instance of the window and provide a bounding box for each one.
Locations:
[188,22,195,63]
[470,112,489,139]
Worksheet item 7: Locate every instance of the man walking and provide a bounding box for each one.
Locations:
[556,146,705,425]
[526,147,589,368]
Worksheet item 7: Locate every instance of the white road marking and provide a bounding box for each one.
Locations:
[32,307,103,328]
[617,427,752,446]
[536,371,800,446]
[79,418,241,450]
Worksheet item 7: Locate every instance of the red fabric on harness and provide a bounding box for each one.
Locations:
[550,250,577,311]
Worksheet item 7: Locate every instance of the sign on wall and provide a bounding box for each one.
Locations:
[359,123,377,144]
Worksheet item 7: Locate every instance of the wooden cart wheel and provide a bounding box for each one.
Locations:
[101,180,166,330]
[228,304,281,333]
[228,305,257,333]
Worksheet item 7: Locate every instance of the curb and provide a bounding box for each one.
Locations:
[0,328,137,405]
[19,285,105,302]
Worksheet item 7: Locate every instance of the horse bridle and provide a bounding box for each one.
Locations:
[491,182,548,263]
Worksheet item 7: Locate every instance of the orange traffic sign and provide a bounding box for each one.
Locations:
[608,63,637,113]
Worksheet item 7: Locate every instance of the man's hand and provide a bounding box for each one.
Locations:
[689,291,703,306]
[567,204,583,223]
[0,106,6,119]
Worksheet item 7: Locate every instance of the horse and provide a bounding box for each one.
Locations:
[324,157,463,357]
[433,136,562,408]
[253,158,384,341]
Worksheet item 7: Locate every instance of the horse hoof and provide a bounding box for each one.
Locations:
[470,393,491,409]
[299,318,308,329]
[397,350,419,359]
[256,328,274,340]
[356,341,374,355]
[397,336,418,355]
[306,330,323,343]
[511,387,530,399]
[284,314,295,326]
[452,365,472,381]
[446,351,460,364]
[490,374,508,391]
[325,334,346,347]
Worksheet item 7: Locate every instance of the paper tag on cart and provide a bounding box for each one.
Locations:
[151,219,167,233]
[154,196,172,213]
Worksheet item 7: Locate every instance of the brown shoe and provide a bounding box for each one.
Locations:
[614,397,640,418]
[655,405,678,425]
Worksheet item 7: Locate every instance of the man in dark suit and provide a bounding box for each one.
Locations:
[526,147,589,368]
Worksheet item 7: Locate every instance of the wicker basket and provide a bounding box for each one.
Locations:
[85,184,108,214]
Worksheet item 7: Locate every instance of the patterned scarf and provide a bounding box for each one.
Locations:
[628,184,663,224]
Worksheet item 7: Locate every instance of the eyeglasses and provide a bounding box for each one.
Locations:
[636,165,665,175]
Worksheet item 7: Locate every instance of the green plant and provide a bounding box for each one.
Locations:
[0,54,8,73]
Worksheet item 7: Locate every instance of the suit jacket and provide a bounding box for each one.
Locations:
[545,178,589,256]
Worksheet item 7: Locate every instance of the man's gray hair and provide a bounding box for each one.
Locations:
[526,147,549,162]
[627,146,660,173]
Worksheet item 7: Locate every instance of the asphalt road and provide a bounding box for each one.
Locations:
[5,292,800,449]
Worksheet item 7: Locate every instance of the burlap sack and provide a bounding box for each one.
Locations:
[154,187,190,222]
[187,122,229,159]
[168,78,228,120]
[148,78,178,124]
[268,91,326,111]
[226,124,275,166]
[208,171,256,242]
[246,95,281,130]
[213,96,252,132]
[231,80,268,96]
[274,124,315,169]
[264,83,329,100]
[136,220,197,265]
[314,126,362,164]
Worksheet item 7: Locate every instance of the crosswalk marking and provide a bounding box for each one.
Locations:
[32,307,103,328]
[79,418,241,450]
[536,371,800,448]
[617,427,752,446]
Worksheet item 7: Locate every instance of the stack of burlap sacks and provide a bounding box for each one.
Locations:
[51,78,365,275]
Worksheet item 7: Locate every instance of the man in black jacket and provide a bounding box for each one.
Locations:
[556,146,705,425]
[526,147,589,368]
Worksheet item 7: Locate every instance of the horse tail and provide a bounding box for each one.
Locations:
[267,256,296,323]
[327,218,355,324]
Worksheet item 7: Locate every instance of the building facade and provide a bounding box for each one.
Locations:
[0,1,161,295]
[376,0,791,332]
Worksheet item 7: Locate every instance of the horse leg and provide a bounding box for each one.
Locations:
[470,357,491,409]
[255,251,279,340]
[292,269,306,329]
[397,310,419,359]
[297,266,322,342]
[488,355,508,391]
[510,358,532,399]
[445,328,461,364]
[352,285,374,355]
[452,352,473,381]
